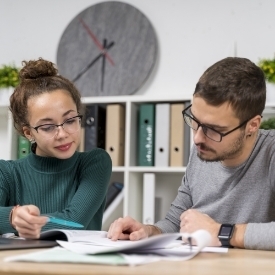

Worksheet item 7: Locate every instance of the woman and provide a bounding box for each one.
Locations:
[0,58,112,239]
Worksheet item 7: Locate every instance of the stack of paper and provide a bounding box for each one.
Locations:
[5,230,228,266]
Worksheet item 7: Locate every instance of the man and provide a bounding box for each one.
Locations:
[108,57,275,250]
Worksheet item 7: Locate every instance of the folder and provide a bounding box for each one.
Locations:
[154,103,170,167]
[169,103,185,166]
[105,104,125,166]
[84,105,106,151]
[183,101,191,166]
[138,104,155,166]
[142,173,155,225]
[17,135,31,159]
[77,127,85,152]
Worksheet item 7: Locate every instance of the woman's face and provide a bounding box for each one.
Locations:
[23,89,81,159]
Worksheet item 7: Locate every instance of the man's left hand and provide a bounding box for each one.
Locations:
[180,209,221,246]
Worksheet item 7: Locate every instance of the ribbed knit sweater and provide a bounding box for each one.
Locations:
[0,148,112,234]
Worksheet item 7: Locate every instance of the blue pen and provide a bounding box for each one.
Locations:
[45,216,84,228]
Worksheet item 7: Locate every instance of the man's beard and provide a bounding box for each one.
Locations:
[196,131,245,162]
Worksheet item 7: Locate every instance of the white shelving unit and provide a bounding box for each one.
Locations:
[2,96,274,229]
[0,105,17,160]
[81,95,191,227]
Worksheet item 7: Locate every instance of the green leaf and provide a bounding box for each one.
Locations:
[260,118,275,129]
[0,64,20,88]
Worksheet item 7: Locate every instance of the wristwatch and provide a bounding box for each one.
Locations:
[218,224,235,247]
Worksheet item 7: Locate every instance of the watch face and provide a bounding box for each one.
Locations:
[219,226,232,236]
[219,224,234,238]
[56,1,158,97]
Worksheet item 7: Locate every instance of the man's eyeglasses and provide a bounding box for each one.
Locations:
[29,115,83,139]
[182,105,250,142]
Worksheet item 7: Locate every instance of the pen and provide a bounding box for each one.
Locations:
[45,216,84,228]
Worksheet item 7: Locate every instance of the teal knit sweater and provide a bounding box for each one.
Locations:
[0,148,112,234]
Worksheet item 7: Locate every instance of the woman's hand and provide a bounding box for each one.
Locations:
[11,205,48,239]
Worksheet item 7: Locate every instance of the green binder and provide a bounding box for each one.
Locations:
[17,135,31,159]
[138,104,155,166]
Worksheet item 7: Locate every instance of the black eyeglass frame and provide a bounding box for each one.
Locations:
[28,115,83,134]
[182,105,252,142]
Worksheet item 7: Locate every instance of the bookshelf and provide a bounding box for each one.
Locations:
[2,96,274,229]
[81,95,191,227]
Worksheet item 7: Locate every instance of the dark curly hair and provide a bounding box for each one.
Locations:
[9,57,83,136]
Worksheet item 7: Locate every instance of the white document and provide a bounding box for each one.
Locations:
[4,247,131,265]
[154,103,170,166]
[57,230,211,256]
[143,173,155,225]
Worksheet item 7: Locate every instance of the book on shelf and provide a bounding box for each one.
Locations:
[169,103,185,166]
[105,104,125,166]
[17,135,31,159]
[154,103,170,166]
[142,173,155,225]
[138,103,155,166]
[183,101,191,166]
[77,126,85,152]
[84,104,106,151]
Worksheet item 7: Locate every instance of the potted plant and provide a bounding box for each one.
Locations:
[0,64,20,105]
[260,117,275,130]
[258,57,275,103]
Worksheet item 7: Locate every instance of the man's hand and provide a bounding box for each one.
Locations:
[107,216,161,241]
[180,209,221,246]
[11,205,48,239]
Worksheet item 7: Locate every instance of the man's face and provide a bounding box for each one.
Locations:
[190,97,247,164]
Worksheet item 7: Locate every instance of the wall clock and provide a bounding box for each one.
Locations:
[56,1,158,97]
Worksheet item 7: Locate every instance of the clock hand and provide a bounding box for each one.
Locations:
[73,41,114,83]
[79,18,115,66]
[101,39,107,91]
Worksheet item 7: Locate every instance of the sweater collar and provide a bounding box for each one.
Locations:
[27,150,79,173]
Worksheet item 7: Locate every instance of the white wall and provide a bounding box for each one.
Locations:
[1,0,275,99]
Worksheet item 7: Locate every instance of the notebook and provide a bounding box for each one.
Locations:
[0,237,57,250]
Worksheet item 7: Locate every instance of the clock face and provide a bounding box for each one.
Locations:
[56,1,158,97]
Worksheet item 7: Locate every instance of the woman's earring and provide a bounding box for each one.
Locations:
[29,138,36,144]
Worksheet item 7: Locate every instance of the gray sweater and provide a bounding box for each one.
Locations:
[155,129,275,250]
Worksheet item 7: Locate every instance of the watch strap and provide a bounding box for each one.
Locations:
[219,238,234,248]
[218,224,235,248]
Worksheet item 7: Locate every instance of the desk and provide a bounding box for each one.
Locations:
[0,248,274,275]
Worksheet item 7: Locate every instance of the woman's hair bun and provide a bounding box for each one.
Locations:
[19,57,58,80]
